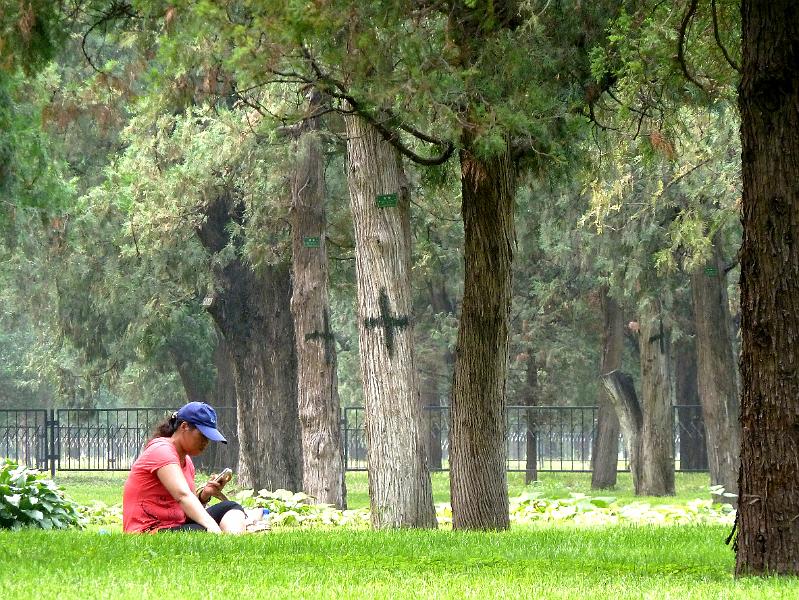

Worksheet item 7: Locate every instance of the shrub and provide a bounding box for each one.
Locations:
[0,459,84,530]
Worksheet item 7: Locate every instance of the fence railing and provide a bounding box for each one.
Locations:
[0,407,238,476]
[1,405,706,475]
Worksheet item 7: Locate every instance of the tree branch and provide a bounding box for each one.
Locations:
[677,0,707,93]
[711,0,740,73]
[81,1,138,74]
[297,46,455,166]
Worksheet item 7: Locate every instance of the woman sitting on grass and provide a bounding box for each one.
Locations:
[122,402,246,534]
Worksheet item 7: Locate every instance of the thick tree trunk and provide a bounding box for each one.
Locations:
[290,90,346,509]
[213,335,237,410]
[736,0,799,575]
[691,240,738,501]
[638,309,675,496]
[601,370,643,493]
[197,193,302,492]
[674,335,707,472]
[344,111,436,528]
[592,288,624,489]
[450,136,515,530]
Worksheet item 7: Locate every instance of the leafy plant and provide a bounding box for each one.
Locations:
[0,459,84,530]
[233,488,371,528]
[502,491,736,527]
[66,483,737,532]
[77,500,123,527]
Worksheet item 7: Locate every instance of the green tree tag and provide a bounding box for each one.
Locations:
[303,237,321,248]
[375,193,398,208]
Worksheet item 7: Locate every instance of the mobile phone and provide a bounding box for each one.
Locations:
[214,468,233,485]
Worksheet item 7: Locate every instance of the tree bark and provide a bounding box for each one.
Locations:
[736,0,799,575]
[344,110,436,528]
[638,308,675,496]
[691,239,738,501]
[591,288,624,489]
[450,135,515,530]
[290,90,346,509]
[601,370,643,493]
[673,333,707,472]
[197,193,302,492]
[213,335,237,410]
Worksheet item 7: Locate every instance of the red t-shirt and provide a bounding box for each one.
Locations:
[122,437,195,532]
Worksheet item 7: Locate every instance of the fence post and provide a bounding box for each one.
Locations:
[46,409,58,477]
[341,414,348,470]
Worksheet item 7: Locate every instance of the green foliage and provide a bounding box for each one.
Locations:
[0,0,746,434]
[0,0,65,74]
[509,177,603,406]
[0,459,84,530]
[0,67,75,219]
[78,500,123,528]
[127,0,614,171]
[233,488,371,528]
[581,0,742,313]
[505,491,735,527]
[75,483,735,532]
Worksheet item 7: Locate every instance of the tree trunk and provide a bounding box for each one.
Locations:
[592,288,624,489]
[213,335,237,410]
[344,110,436,528]
[450,136,515,530]
[197,193,302,492]
[419,364,445,471]
[522,352,538,484]
[290,90,346,509]
[638,308,675,495]
[736,0,799,575]
[419,279,455,470]
[673,334,707,472]
[691,238,739,502]
[208,335,239,473]
[601,370,643,493]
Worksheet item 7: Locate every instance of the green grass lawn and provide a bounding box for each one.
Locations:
[54,470,716,509]
[5,471,798,598]
[2,526,797,599]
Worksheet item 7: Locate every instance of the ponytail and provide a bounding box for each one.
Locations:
[153,411,182,438]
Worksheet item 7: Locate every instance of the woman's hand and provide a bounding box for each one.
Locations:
[200,479,225,503]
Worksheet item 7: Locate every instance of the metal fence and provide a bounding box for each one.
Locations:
[343,404,705,472]
[1,404,706,475]
[0,407,238,476]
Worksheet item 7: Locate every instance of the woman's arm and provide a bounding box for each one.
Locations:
[156,463,222,533]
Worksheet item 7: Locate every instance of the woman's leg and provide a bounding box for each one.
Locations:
[219,507,246,533]
[161,501,246,533]
[206,500,246,534]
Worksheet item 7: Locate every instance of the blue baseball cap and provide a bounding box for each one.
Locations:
[176,402,227,443]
